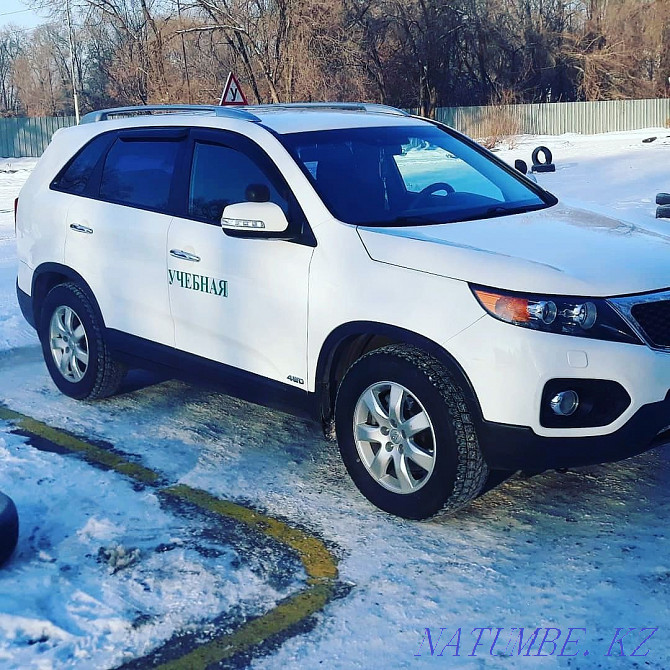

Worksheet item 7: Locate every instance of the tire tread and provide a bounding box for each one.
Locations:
[43,282,125,399]
[342,344,488,518]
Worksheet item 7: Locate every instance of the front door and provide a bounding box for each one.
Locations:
[167,130,315,385]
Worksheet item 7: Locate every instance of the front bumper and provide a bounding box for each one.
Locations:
[443,311,670,470]
[445,313,670,436]
[478,390,670,470]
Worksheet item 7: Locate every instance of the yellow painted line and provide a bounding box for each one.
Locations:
[154,583,333,670]
[0,406,158,484]
[163,484,337,583]
[0,404,340,667]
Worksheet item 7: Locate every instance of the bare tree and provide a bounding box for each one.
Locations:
[0,28,24,115]
[6,0,670,116]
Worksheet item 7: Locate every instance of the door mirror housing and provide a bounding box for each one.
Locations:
[220,201,289,234]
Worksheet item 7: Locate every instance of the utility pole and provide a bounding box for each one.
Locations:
[177,0,192,103]
[65,0,80,122]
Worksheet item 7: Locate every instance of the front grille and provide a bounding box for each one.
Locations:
[631,300,670,348]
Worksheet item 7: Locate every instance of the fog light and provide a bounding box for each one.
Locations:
[550,390,579,416]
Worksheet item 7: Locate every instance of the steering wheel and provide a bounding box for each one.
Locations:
[412,182,455,209]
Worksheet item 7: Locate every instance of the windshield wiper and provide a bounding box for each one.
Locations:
[360,202,548,228]
[482,203,546,218]
[369,214,454,227]
[485,205,511,215]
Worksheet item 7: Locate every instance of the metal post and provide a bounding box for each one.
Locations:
[65,0,80,123]
[177,0,192,104]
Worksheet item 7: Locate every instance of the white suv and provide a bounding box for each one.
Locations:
[15,103,670,519]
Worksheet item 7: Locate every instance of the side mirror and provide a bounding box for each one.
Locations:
[220,201,289,234]
[514,159,528,174]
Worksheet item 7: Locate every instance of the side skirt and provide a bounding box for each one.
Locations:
[106,329,320,421]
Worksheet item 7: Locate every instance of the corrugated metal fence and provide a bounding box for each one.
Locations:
[434,98,670,137]
[0,116,76,158]
[2,99,670,156]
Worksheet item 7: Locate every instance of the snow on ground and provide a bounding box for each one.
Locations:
[0,430,298,669]
[0,130,669,669]
[497,127,670,229]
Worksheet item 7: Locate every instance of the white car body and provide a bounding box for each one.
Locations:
[15,103,670,516]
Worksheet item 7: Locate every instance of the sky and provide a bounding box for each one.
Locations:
[0,1,47,31]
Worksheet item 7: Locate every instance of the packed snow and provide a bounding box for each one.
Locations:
[0,129,669,669]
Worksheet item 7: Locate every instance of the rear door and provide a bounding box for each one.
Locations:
[64,128,186,347]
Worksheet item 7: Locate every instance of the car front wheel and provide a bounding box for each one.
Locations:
[335,344,488,519]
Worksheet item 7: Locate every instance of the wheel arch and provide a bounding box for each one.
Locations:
[315,321,483,424]
[31,263,105,332]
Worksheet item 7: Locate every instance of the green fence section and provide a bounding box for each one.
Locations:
[434,98,670,137]
[0,116,76,158]
[3,99,670,157]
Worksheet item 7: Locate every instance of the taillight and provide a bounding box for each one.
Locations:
[14,197,18,234]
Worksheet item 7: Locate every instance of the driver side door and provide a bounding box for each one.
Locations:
[166,129,315,386]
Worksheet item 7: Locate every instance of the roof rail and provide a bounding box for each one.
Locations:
[248,102,409,116]
[79,105,261,124]
[79,102,409,125]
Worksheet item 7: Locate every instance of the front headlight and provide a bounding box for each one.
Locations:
[470,285,642,345]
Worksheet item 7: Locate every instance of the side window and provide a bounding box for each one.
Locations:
[51,133,110,195]
[188,142,288,225]
[99,138,180,211]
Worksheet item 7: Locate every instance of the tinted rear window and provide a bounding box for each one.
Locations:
[99,138,180,211]
[51,134,110,195]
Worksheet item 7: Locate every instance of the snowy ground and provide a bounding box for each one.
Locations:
[0,129,669,669]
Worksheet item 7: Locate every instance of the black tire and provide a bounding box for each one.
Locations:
[656,193,670,206]
[0,492,18,566]
[531,145,553,166]
[335,345,488,520]
[656,205,670,219]
[531,163,556,173]
[39,282,126,400]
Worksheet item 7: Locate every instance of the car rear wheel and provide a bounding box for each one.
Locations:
[335,344,488,519]
[39,282,126,400]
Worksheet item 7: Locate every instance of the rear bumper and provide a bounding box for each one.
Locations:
[16,282,35,329]
[479,390,670,471]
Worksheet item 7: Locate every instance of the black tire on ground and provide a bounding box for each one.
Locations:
[39,282,126,400]
[0,492,18,566]
[335,344,489,520]
[656,193,670,206]
[531,145,553,166]
[656,205,670,219]
[531,163,556,173]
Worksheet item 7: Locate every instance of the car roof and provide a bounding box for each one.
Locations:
[79,103,430,135]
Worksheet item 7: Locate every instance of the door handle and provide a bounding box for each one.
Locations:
[170,249,201,262]
[70,223,93,234]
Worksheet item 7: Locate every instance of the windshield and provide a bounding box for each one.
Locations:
[279,124,554,226]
